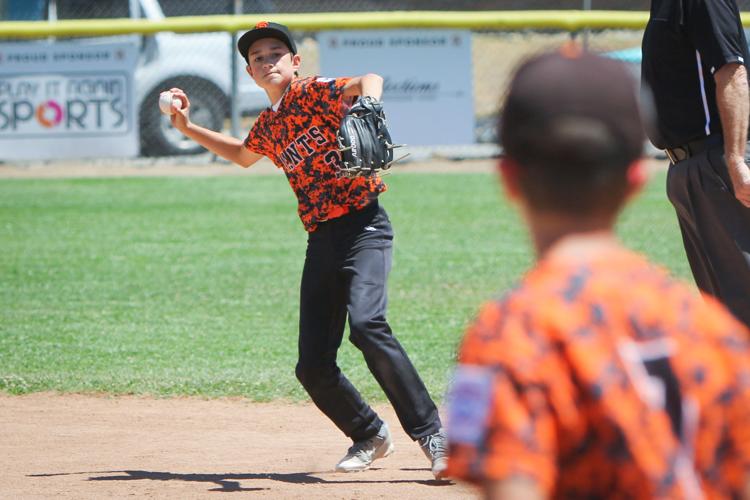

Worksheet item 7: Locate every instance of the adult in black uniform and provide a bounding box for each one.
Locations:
[642,0,750,328]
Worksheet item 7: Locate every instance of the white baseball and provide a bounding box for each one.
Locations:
[158,91,180,115]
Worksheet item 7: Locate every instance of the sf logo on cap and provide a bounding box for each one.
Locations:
[255,21,269,29]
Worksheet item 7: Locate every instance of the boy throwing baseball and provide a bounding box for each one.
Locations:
[446,49,750,498]
[164,21,447,479]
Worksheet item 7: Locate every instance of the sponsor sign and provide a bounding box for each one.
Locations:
[319,30,475,146]
[0,41,138,160]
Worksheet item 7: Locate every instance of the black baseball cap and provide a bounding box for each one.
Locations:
[237,21,297,64]
[501,45,648,170]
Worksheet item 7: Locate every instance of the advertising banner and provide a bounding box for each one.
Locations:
[319,30,475,146]
[0,41,138,160]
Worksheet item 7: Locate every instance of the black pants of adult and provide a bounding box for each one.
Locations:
[295,200,441,443]
[667,140,750,329]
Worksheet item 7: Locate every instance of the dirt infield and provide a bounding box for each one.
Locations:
[1,393,478,499]
[0,156,670,499]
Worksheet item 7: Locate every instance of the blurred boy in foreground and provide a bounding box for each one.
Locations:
[445,49,750,499]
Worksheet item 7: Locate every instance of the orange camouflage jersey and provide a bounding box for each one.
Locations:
[446,247,750,499]
[244,76,386,232]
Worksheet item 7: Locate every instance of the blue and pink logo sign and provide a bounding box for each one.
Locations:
[0,75,128,136]
[35,100,63,128]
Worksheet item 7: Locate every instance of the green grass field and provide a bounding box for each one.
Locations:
[0,169,690,401]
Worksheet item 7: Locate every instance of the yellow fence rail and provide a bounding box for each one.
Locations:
[0,11,657,39]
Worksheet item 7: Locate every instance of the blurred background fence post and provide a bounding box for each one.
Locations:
[582,0,591,49]
[230,0,242,140]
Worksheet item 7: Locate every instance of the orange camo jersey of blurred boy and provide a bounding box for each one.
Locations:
[445,49,750,499]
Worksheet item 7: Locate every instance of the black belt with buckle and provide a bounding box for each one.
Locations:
[664,134,723,164]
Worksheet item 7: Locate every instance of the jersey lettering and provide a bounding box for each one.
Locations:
[278,127,333,171]
[309,126,327,146]
[324,150,341,172]
[279,142,303,171]
[618,339,683,439]
[642,356,683,439]
[617,337,704,497]
[296,134,315,155]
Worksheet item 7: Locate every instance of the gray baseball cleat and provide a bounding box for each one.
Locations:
[335,421,394,472]
[418,428,449,480]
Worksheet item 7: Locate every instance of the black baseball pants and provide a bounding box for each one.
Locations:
[666,141,750,329]
[295,200,441,442]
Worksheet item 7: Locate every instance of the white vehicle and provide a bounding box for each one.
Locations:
[132,0,268,155]
[5,0,268,156]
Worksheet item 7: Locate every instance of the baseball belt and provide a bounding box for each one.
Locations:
[664,134,722,164]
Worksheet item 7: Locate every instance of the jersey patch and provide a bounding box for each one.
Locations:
[446,365,494,445]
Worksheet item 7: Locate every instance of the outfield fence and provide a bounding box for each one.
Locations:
[1,5,749,162]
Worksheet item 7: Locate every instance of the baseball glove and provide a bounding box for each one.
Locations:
[336,96,404,178]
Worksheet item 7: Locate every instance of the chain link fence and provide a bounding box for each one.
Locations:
[0,0,676,18]
[7,1,750,18]
[1,1,749,160]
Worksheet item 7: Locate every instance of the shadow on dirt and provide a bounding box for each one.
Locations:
[29,469,453,492]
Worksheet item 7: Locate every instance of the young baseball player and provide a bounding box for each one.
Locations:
[164,22,447,479]
[446,49,750,499]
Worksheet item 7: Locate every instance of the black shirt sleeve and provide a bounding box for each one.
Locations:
[685,0,747,73]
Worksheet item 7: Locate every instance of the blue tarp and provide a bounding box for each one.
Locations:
[6,0,46,21]
[604,46,642,64]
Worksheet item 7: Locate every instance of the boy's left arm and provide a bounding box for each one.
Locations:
[342,73,383,99]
